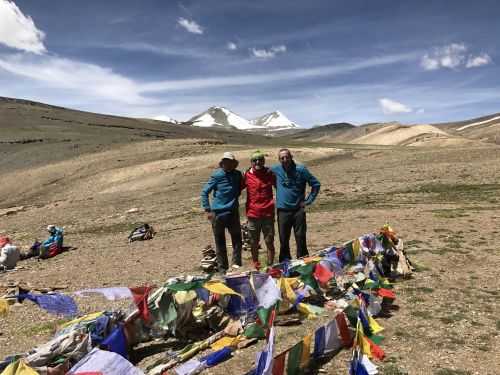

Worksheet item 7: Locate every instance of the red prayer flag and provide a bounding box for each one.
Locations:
[313,263,334,285]
[377,288,396,300]
[272,352,286,375]
[335,312,352,347]
[129,286,152,323]
[365,337,385,360]
[268,268,283,278]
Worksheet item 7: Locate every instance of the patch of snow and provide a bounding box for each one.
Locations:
[250,111,300,131]
[456,115,500,131]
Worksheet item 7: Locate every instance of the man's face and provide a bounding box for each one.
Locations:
[251,156,265,170]
[279,151,292,168]
[221,159,236,171]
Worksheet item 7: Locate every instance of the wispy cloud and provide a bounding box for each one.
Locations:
[379,98,412,114]
[466,53,492,68]
[177,17,203,34]
[421,43,492,70]
[140,52,417,92]
[0,0,46,54]
[227,42,237,51]
[250,45,287,59]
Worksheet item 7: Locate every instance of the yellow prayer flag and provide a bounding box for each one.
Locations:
[353,239,361,258]
[174,290,197,304]
[58,311,104,329]
[0,298,9,316]
[300,334,312,368]
[203,281,242,297]
[361,336,372,358]
[1,360,39,375]
[302,256,322,263]
[297,303,318,319]
[210,336,241,350]
[368,315,384,334]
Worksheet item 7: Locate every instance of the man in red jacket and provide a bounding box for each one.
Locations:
[243,150,276,270]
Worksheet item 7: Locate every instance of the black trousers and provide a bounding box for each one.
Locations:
[277,207,308,262]
[211,208,242,272]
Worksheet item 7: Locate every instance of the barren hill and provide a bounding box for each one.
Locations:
[434,113,500,144]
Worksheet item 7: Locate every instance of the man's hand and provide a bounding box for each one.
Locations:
[207,212,214,221]
[299,201,306,209]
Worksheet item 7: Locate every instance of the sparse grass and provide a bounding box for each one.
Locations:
[435,368,471,375]
[381,364,409,375]
[410,310,433,319]
[496,320,500,331]
[23,319,70,336]
[439,312,467,325]
[431,209,470,218]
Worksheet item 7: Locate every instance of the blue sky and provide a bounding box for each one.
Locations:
[0,0,498,127]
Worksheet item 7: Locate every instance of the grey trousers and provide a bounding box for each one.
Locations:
[211,208,242,272]
[277,207,308,262]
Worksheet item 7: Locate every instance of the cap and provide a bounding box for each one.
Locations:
[251,150,265,160]
[222,152,236,160]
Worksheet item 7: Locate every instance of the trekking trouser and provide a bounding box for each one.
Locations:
[211,207,242,272]
[277,207,308,262]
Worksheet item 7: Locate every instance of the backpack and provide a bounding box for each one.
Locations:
[128,224,155,242]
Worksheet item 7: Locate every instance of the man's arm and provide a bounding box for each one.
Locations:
[303,167,321,205]
[201,174,218,211]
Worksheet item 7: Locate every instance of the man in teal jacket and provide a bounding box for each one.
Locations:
[201,152,243,274]
[271,149,320,262]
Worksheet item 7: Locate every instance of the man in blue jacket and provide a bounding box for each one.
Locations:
[201,152,243,274]
[271,149,320,262]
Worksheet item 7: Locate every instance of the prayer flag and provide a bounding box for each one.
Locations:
[368,316,383,334]
[255,276,281,309]
[365,337,385,360]
[361,355,378,375]
[244,323,266,339]
[68,348,144,375]
[300,334,312,368]
[272,352,286,375]
[286,342,303,375]
[130,286,152,323]
[20,292,78,316]
[173,358,204,375]
[201,347,232,367]
[73,287,133,301]
[335,312,352,347]
[101,324,128,359]
[226,275,258,317]
[324,319,343,353]
[313,326,325,358]
[313,263,334,285]
[377,288,395,300]
[1,360,38,375]
[202,281,242,297]
[255,327,275,375]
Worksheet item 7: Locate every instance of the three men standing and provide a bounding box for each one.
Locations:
[201,148,320,273]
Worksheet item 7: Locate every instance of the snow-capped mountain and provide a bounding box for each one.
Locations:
[188,107,257,130]
[250,111,299,131]
[188,107,300,132]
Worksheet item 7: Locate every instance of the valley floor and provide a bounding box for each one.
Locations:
[1,139,499,374]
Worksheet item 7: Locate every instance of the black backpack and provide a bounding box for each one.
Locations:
[128,224,155,242]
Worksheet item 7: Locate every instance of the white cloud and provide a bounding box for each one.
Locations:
[250,44,287,59]
[0,53,151,105]
[227,42,237,51]
[0,0,46,54]
[177,17,203,34]
[466,53,492,68]
[421,43,492,70]
[379,98,412,115]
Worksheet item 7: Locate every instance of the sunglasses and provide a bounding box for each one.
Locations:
[251,157,265,162]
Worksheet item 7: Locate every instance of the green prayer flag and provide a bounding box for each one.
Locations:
[367,334,384,345]
[287,341,303,375]
[294,263,319,290]
[257,306,272,328]
[166,280,205,292]
[344,304,359,327]
[243,322,266,339]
